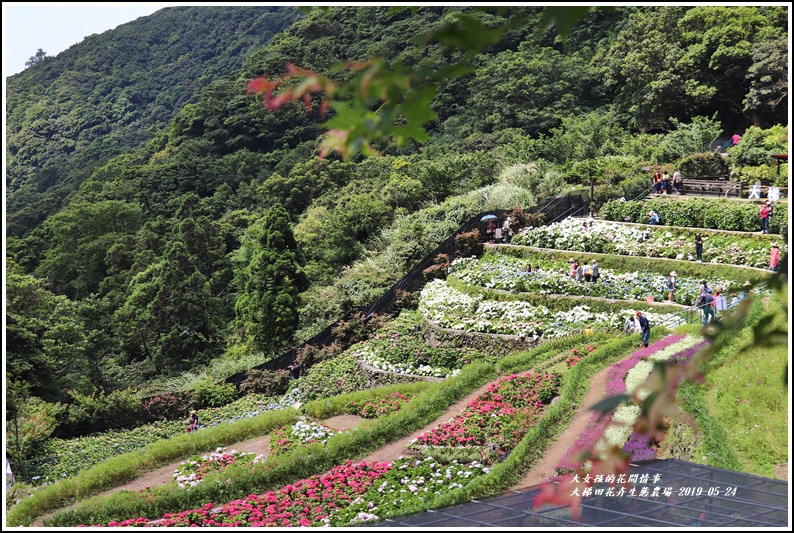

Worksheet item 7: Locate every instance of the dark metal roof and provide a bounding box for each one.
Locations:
[375,459,789,528]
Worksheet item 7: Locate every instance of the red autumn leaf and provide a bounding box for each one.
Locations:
[246,77,269,95]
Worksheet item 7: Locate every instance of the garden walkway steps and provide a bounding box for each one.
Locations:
[509,334,679,491]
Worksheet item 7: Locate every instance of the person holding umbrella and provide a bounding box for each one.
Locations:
[480,214,498,243]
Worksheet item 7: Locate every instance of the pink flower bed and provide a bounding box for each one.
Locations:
[556,335,686,472]
[98,461,392,527]
[412,373,559,451]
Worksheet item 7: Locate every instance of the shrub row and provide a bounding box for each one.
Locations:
[492,246,773,284]
[600,197,787,234]
[302,381,436,419]
[446,276,685,315]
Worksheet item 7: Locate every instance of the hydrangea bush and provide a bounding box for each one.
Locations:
[172,447,265,489]
[450,254,741,306]
[510,217,784,268]
[419,279,684,337]
[269,421,355,456]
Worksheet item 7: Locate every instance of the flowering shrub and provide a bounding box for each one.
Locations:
[419,279,684,338]
[510,217,785,268]
[172,447,265,489]
[409,372,559,456]
[269,421,354,456]
[449,254,739,306]
[565,346,594,368]
[345,392,416,419]
[286,355,368,403]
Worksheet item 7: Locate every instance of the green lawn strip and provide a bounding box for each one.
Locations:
[303,381,437,419]
[677,383,743,472]
[492,246,773,284]
[675,294,774,473]
[396,329,669,515]
[701,293,788,476]
[43,363,497,527]
[6,407,299,527]
[446,276,684,314]
[704,343,788,476]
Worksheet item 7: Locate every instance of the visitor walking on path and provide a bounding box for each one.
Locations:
[661,171,670,194]
[569,258,577,279]
[666,271,677,302]
[502,217,513,244]
[700,288,716,325]
[769,243,780,272]
[590,260,599,283]
[694,234,703,262]
[672,169,681,194]
[636,311,651,348]
[652,170,662,194]
[760,202,771,234]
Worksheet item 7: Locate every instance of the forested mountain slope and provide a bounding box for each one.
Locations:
[5,5,787,411]
[6,5,303,237]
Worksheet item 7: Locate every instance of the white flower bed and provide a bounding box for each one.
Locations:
[352,344,456,378]
[419,279,683,338]
[510,217,782,268]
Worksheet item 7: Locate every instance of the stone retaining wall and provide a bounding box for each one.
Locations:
[422,318,544,353]
[356,360,445,389]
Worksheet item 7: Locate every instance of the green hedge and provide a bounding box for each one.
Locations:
[497,331,616,375]
[600,197,787,234]
[303,381,437,419]
[6,407,299,526]
[492,246,774,284]
[41,363,497,526]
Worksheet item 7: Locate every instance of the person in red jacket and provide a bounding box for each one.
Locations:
[760,202,771,234]
[769,243,780,272]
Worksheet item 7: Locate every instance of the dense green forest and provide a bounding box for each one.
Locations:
[4,5,788,433]
[6,6,303,238]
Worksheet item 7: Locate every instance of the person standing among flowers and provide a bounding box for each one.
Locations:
[590,260,599,283]
[569,258,577,278]
[502,217,513,244]
[636,311,651,348]
[769,243,780,272]
[666,271,677,302]
[760,202,771,234]
[187,410,200,433]
[661,170,670,194]
[694,234,703,262]
[652,170,662,195]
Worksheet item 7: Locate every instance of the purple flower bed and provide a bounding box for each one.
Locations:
[621,338,709,461]
[556,335,686,472]
[622,431,657,461]
[671,339,710,366]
